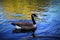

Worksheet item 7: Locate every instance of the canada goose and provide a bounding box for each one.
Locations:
[11,14,38,37]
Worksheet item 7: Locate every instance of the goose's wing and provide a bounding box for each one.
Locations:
[12,22,33,26]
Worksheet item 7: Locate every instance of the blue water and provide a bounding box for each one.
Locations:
[0,0,60,40]
[0,20,60,40]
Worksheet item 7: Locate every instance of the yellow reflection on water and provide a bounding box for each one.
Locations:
[3,0,50,20]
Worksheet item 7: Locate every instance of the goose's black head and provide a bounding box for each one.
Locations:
[32,14,37,17]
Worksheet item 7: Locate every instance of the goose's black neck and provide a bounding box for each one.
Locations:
[31,14,36,24]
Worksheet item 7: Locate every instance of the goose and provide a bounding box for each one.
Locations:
[11,14,38,37]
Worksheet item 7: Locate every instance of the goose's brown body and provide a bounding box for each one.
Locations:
[12,22,36,33]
